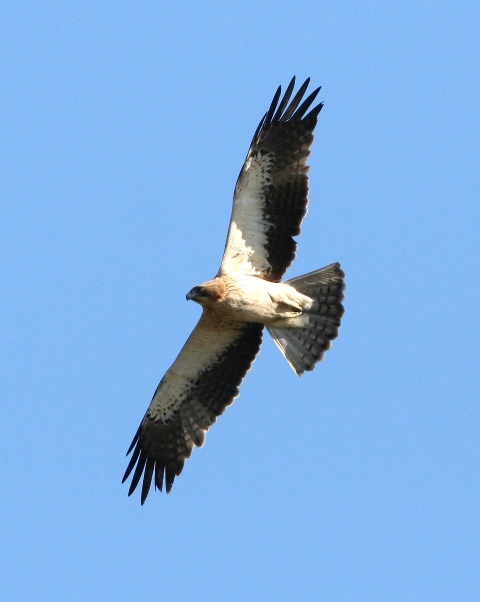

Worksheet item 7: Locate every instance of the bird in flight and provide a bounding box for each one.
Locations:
[123,77,345,503]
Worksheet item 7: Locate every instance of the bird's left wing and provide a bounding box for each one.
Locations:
[123,313,263,503]
[219,77,323,282]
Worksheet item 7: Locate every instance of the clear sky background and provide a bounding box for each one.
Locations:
[1,2,479,601]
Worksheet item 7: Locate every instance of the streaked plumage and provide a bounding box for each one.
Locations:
[123,78,345,503]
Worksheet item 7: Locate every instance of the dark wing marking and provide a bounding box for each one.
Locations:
[123,314,263,504]
[220,77,323,282]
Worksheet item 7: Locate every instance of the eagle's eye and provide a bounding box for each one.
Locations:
[186,286,210,301]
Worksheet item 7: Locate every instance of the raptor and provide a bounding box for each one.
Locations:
[123,77,345,503]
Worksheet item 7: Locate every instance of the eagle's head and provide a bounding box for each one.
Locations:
[186,278,225,306]
[186,285,210,303]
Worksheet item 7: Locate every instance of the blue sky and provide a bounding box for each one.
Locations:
[1,2,479,600]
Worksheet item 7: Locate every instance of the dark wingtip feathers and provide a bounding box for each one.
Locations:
[154,464,164,492]
[141,457,155,505]
[122,438,141,484]
[271,76,296,123]
[252,77,323,146]
[264,84,282,128]
[292,87,322,121]
[280,77,311,122]
[125,423,141,455]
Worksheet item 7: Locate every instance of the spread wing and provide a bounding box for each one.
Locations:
[123,314,263,503]
[219,77,323,282]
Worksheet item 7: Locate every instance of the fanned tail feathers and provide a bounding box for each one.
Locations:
[267,263,345,375]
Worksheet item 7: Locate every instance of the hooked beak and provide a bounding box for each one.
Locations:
[186,290,195,301]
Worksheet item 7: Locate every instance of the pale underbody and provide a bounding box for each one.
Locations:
[191,274,314,328]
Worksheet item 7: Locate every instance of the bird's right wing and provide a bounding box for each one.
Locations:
[123,313,263,503]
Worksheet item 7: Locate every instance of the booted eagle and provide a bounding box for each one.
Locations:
[123,77,345,503]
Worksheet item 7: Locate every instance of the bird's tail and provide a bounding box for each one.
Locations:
[267,262,345,376]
